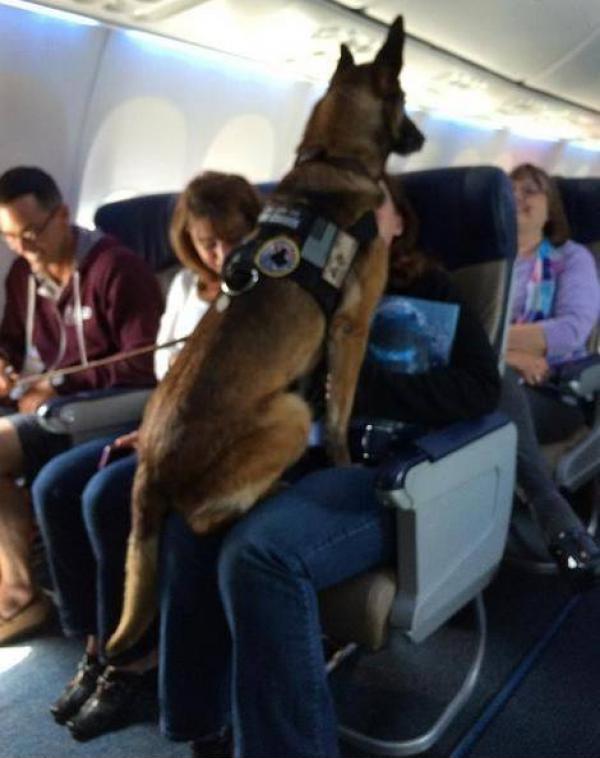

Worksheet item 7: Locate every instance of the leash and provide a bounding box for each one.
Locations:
[10,335,190,389]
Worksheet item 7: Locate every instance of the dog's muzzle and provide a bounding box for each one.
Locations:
[393,115,425,156]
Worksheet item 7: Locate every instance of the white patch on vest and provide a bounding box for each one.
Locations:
[64,305,92,326]
[322,231,358,289]
[259,206,302,230]
[254,236,301,278]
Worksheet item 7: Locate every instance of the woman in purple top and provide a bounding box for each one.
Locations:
[501,162,600,588]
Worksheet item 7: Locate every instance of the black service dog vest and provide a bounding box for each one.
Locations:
[220,205,377,318]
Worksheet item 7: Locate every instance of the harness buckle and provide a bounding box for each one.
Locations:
[220,268,259,297]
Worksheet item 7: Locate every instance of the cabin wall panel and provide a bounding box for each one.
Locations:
[1,4,599,320]
[0,6,108,204]
[388,113,600,176]
[0,4,109,316]
[74,31,323,223]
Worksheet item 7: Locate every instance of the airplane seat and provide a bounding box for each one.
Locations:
[38,168,518,751]
[318,166,518,755]
[94,192,180,295]
[506,175,600,571]
[95,183,277,292]
[35,184,275,443]
[397,166,516,354]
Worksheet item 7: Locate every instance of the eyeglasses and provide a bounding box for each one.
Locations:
[0,205,59,248]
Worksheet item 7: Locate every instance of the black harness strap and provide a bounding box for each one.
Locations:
[221,205,377,319]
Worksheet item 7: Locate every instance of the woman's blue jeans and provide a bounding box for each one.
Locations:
[159,464,396,758]
[32,433,142,656]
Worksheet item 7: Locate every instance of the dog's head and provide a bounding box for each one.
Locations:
[300,16,425,175]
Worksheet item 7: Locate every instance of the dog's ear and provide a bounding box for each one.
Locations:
[332,43,355,81]
[374,16,405,75]
[372,66,399,97]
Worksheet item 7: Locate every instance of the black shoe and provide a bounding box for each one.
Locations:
[191,727,233,758]
[51,653,104,725]
[548,528,600,591]
[66,666,158,741]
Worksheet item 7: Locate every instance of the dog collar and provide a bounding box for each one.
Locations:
[219,205,377,318]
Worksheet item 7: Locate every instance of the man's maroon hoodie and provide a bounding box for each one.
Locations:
[0,227,163,394]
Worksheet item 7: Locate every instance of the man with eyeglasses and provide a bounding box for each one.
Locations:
[0,166,163,644]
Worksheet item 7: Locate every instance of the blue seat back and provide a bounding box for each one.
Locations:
[93,169,516,353]
[554,176,600,246]
[391,166,517,354]
[94,193,178,272]
[94,170,516,269]
[397,166,517,271]
[94,183,278,273]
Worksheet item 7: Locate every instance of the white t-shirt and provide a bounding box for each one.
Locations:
[153,268,209,381]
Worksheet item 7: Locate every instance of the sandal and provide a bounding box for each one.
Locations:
[0,591,53,645]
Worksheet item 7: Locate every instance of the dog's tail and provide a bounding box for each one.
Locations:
[106,465,167,657]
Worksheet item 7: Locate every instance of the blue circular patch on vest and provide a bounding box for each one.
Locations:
[254,236,301,278]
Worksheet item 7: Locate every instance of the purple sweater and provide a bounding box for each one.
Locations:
[0,229,163,394]
[510,239,600,360]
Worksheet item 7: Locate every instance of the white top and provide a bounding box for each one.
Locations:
[153,268,209,381]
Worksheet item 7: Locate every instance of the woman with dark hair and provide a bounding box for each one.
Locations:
[499,162,600,583]
[156,176,501,758]
[30,171,261,741]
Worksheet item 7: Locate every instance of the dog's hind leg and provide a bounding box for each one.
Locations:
[326,238,390,465]
[183,392,312,535]
[106,463,167,657]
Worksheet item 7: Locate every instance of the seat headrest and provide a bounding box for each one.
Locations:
[94,193,178,272]
[554,177,600,246]
[93,171,517,276]
[389,166,517,271]
[94,183,278,271]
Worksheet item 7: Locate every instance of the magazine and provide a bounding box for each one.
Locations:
[366,295,460,374]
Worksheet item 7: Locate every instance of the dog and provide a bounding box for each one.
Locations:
[107,15,424,656]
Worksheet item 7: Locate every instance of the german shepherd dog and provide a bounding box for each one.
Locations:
[108,15,424,656]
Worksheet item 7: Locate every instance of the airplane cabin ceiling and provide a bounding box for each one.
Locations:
[358,0,600,112]
[3,0,599,146]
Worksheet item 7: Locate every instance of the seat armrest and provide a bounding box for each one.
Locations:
[376,411,512,491]
[37,386,153,442]
[550,354,600,398]
[379,416,517,641]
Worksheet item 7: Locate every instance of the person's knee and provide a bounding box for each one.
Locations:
[217,524,297,602]
[81,471,131,542]
[217,535,263,612]
[31,464,64,524]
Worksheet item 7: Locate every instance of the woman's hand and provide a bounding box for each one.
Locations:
[113,429,140,450]
[505,349,550,386]
[507,323,547,356]
[17,380,56,413]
